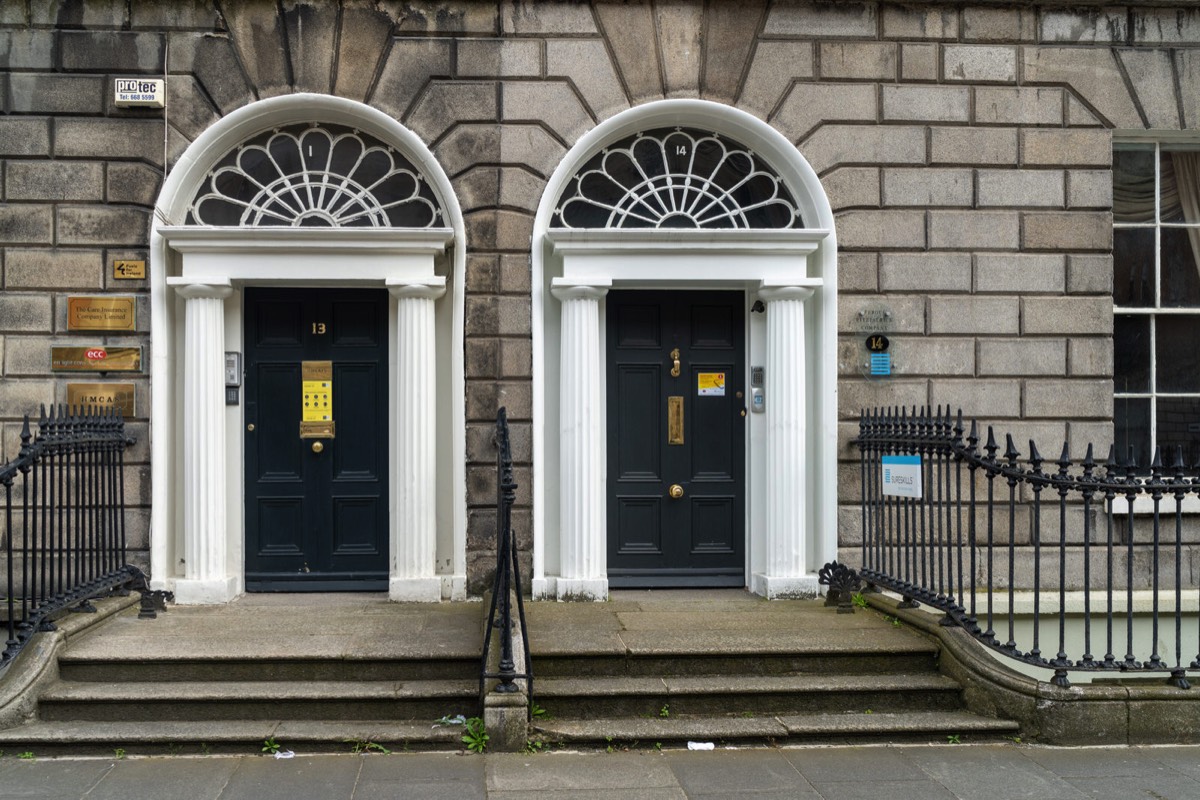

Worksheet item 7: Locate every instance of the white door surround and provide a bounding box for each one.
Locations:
[530,100,839,601]
[150,95,468,603]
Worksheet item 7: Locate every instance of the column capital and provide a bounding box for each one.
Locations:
[757,285,815,304]
[167,278,233,301]
[551,279,610,302]
[387,277,446,300]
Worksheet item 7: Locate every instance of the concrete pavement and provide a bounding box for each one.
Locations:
[0,744,1198,799]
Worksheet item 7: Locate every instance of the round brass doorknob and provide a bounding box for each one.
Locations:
[668,484,684,499]
[312,441,324,453]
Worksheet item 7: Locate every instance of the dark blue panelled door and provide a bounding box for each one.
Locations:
[606,290,746,587]
[244,288,389,591]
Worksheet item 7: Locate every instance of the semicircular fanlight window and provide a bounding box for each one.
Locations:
[552,128,802,229]
[187,123,444,228]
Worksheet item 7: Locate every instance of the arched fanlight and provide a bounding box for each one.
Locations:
[552,127,803,230]
[187,123,444,228]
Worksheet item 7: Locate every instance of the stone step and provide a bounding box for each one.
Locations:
[533,648,940,679]
[534,673,962,719]
[534,710,1021,747]
[57,656,479,684]
[39,680,478,723]
[0,719,469,756]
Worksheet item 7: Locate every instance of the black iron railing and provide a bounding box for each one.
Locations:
[479,407,532,713]
[0,405,163,667]
[854,406,1200,689]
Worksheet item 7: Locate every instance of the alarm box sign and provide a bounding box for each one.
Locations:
[52,347,141,373]
[113,78,164,108]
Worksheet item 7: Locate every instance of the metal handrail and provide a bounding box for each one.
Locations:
[0,405,165,668]
[854,405,1200,689]
[479,407,532,714]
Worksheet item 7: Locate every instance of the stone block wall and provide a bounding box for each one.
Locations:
[2,0,1197,591]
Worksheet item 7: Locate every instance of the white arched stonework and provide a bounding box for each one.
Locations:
[531,100,838,601]
[150,94,467,603]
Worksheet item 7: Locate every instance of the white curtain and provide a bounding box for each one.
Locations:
[1170,153,1200,280]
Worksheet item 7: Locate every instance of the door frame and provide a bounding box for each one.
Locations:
[531,100,839,602]
[149,94,468,603]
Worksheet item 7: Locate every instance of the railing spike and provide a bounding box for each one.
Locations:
[1150,446,1163,474]
[1004,433,1020,462]
[1028,440,1042,469]
[1057,442,1071,470]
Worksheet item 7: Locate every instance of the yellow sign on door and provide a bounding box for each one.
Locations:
[697,372,726,396]
[301,361,332,422]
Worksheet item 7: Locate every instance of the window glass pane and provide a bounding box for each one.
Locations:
[1161,227,1200,307]
[1114,397,1151,468]
[1161,146,1200,224]
[1114,146,1156,223]
[1114,314,1150,393]
[1113,228,1155,307]
[1155,315,1200,392]
[1157,397,1200,468]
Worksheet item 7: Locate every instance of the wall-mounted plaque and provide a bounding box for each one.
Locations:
[66,383,135,418]
[114,78,164,108]
[113,260,146,280]
[52,346,141,373]
[67,297,136,332]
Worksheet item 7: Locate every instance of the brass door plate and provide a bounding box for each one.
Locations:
[300,420,335,439]
[668,396,684,445]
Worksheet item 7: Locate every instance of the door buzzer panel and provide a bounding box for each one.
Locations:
[300,360,335,438]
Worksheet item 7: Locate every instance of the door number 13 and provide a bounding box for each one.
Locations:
[312,323,327,334]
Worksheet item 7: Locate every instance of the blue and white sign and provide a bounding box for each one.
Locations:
[881,454,922,499]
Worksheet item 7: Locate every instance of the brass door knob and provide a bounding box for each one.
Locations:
[668,484,684,499]
[246,423,255,432]
[312,441,324,453]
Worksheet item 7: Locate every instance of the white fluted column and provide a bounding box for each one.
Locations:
[388,280,446,601]
[171,280,236,604]
[754,286,816,599]
[551,282,609,601]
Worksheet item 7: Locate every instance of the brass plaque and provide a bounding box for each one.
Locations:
[66,383,135,418]
[52,346,141,373]
[301,360,333,424]
[112,260,146,280]
[67,296,136,332]
[668,395,684,445]
[300,421,336,439]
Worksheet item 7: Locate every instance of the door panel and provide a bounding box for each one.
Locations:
[244,288,389,591]
[607,290,746,587]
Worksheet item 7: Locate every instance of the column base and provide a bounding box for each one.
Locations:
[531,577,556,600]
[173,576,240,605]
[389,577,441,602]
[555,577,608,602]
[751,573,820,600]
[441,575,467,601]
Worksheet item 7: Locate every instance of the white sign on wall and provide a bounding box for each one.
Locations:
[114,78,165,108]
[881,454,922,499]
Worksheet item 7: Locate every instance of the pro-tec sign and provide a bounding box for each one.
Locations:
[881,455,922,499]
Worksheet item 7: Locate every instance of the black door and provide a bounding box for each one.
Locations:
[244,288,389,591]
[606,290,746,587]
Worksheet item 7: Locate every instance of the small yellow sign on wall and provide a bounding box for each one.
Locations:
[113,260,146,280]
[67,297,136,332]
